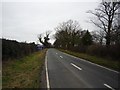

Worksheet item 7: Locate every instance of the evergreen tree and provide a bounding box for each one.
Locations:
[81,30,93,46]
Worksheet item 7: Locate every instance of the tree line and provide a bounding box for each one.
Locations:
[52,1,120,60]
[53,18,120,60]
[2,38,37,61]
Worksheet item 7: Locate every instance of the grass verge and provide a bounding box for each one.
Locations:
[2,49,47,88]
[59,49,119,71]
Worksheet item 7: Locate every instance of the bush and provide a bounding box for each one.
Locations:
[86,44,120,60]
[109,45,120,59]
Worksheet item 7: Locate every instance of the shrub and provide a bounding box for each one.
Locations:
[86,44,120,60]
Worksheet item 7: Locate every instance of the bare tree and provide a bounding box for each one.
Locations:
[54,20,82,49]
[38,34,44,44]
[91,30,106,45]
[87,1,120,47]
[38,31,51,48]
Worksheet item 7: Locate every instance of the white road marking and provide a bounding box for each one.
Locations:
[71,63,82,70]
[61,52,119,73]
[104,84,115,90]
[56,53,58,54]
[60,56,63,58]
[45,52,50,90]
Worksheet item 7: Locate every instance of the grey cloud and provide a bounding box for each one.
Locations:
[2,2,99,44]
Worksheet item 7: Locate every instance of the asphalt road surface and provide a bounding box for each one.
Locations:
[45,48,119,89]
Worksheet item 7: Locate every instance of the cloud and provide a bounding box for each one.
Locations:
[2,2,99,44]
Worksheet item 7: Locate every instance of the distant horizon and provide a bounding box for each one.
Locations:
[1,28,92,45]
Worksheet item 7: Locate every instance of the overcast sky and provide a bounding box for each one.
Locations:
[1,0,100,44]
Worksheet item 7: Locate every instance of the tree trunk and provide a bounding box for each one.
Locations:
[106,17,112,47]
[106,33,111,47]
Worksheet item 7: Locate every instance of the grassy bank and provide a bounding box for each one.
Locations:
[2,49,47,88]
[59,49,119,71]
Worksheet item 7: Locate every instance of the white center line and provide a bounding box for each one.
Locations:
[71,63,82,70]
[104,84,115,90]
[60,56,63,58]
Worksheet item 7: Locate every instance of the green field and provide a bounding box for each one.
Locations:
[2,49,47,88]
[59,49,119,71]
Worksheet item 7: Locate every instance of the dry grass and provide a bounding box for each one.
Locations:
[2,49,47,88]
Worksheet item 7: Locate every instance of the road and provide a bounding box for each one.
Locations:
[45,48,119,89]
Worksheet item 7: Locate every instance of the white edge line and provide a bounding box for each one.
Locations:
[45,51,50,89]
[104,84,115,90]
[71,63,82,70]
[61,52,119,73]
